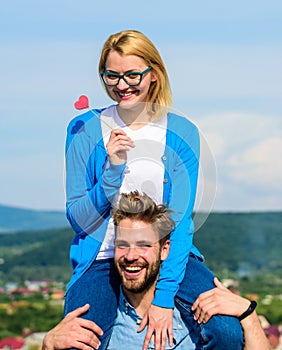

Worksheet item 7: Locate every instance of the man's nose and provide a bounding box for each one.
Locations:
[125,247,139,260]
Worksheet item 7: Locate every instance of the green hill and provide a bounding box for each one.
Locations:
[193,211,282,275]
[0,211,281,284]
[0,228,74,283]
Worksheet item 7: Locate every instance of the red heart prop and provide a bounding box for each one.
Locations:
[74,95,89,110]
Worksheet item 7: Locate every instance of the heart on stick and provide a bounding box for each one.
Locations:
[74,95,89,110]
[73,94,112,129]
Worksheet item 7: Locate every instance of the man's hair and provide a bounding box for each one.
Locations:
[112,191,175,245]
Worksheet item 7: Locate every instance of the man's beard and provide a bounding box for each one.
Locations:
[118,253,161,294]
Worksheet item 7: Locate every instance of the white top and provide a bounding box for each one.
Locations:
[97,106,167,260]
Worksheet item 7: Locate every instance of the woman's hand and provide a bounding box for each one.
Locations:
[42,304,103,350]
[138,304,174,350]
[192,277,250,324]
[106,129,135,165]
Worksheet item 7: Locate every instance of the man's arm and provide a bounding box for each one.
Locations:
[192,278,269,350]
[42,304,103,350]
[240,311,269,350]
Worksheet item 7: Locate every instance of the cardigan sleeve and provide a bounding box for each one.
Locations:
[65,112,126,237]
[153,120,200,308]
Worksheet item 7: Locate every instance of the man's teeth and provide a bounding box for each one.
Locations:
[125,266,142,272]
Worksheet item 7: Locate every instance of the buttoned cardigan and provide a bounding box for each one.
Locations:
[65,107,202,308]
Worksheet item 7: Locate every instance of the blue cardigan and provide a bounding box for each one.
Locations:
[65,107,202,308]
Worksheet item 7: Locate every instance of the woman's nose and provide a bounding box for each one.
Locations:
[116,77,130,89]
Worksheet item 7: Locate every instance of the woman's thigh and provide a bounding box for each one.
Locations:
[175,255,244,349]
[177,254,216,304]
[64,259,121,334]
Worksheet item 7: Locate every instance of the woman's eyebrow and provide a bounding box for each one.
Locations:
[104,68,142,74]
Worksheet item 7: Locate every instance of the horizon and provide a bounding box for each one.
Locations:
[1,202,282,214]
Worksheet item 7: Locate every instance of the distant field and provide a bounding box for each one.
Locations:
[0,211,281,284]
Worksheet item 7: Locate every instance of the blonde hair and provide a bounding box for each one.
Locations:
[98,30,172,119]
[112,191,174,245]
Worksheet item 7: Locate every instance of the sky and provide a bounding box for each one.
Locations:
[0,0,281,213]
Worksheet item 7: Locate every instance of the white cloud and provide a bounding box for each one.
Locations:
[197,112,282,211]
[229,137,282,189]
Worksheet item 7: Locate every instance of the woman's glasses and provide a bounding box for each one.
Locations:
[100,66,152,87]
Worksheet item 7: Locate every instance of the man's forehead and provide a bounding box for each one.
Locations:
[116,219,158,241]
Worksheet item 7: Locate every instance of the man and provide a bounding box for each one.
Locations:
[107,191,194,349]
[43,191,269,350]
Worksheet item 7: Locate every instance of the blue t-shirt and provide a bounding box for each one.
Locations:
[107,289,195,349]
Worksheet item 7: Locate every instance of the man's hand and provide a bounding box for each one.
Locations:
[42,304,103,350]
[192,277,250,324]
[137,305,174,350]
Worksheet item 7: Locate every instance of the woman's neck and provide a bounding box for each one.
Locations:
[117,104,151,130]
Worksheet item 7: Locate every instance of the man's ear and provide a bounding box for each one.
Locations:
[160,240,170,261]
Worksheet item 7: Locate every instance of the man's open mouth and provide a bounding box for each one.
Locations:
[125,266,143,272]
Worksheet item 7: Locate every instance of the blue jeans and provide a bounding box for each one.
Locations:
[64,255,244,350]
[175,254,244,349]
[64,258,121,350]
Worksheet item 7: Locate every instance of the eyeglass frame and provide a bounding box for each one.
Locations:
[100,66,152,87]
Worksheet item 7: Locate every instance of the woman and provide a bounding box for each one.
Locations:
[64,30,243,350]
